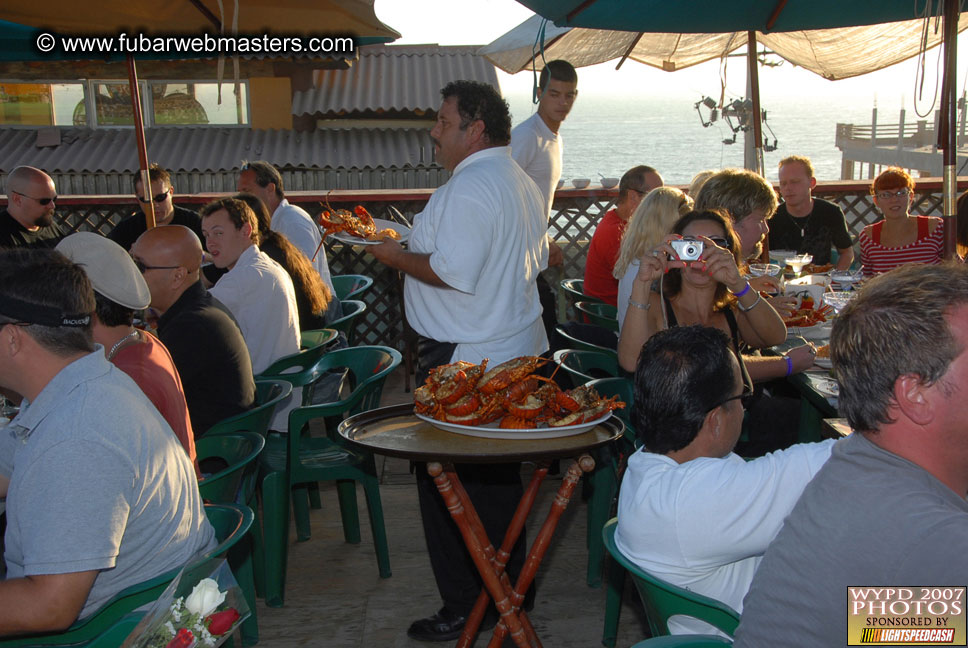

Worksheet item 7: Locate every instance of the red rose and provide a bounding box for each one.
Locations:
[205,608,241,635]
[165,628,194,648]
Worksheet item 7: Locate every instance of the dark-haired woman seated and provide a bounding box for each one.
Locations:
[617,209,787,374]
[235,192,341,329]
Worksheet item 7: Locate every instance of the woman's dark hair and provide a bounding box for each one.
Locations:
[233,193,332,326]
[662,209,743,311]
[634,325,737,454]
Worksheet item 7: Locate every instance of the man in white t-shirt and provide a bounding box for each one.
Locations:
[616,325,833,636]
[236,160,333,291]
[510,60,578,344]
[200,197,300,430]
[370,80,548,643]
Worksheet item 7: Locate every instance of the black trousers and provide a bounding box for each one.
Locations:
[415,337,530,616]
[536,273,558,349]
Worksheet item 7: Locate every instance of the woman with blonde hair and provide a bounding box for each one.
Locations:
[614,187,693,330]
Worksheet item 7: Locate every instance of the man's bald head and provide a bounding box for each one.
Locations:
[6,166,57,229]
[130,225,203,312]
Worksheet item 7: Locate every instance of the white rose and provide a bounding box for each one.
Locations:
[184,578,226,617]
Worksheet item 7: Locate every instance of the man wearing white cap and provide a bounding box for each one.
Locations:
[55,233,197,474]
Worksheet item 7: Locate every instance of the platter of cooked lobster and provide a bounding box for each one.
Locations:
[320,204,408,245]
[414,356,625,439]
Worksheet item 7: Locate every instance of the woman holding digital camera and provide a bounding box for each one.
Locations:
[617,209,788,373]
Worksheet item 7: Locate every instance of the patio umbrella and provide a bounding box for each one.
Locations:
[0,0,400,227]
[513,0,963,257]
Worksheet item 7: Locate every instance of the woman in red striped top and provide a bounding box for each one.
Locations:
[859,167,943,277]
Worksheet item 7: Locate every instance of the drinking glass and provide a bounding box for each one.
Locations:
[822,291,854,315]
[787,253,813,275]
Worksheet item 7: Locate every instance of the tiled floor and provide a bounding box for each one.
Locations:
[254,366,649,647]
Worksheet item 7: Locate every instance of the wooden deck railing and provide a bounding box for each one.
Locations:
[6,178,966,350]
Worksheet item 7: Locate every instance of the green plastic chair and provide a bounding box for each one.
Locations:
[553,348,620,388]
[259,346,401,607]
[201,379,293,440]
[300,327,339,351]
[330,274,374,301]
[631,636,733,647]
[555,325,619,357]
[256,342,338,408]
[197,432,265,645]
[560,278,603,304]
[199,380,291,605]
[579,377,635,590]
[84,612,146,648]
[197,431,266,503]
[602,519,740,648]
[328,299,366,345]
[0,504,252,648]
[576,300,619,332]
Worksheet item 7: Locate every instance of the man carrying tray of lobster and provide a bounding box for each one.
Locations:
[370,79,549,642]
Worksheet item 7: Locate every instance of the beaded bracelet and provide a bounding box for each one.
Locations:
[729,282,752,298]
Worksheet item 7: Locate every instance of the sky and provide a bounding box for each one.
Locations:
[373,0,967,117]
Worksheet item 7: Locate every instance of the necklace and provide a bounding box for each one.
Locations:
[107,329,140,360]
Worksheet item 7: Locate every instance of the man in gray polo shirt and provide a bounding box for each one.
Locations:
[0,248,214,636]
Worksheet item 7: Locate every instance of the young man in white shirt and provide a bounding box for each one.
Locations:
[510,60,578,344]
[200,197,300,430]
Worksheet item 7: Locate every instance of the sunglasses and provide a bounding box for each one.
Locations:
[706,386,755,413]
[708,236,730,249]
[137,188,171,204]
[131,257,179,274]
[13,190,57,206]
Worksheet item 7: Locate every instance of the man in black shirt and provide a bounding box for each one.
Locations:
[769,155,854,269]
[130,224,255,436]
[108,163,203,250]
[0,166,66,249]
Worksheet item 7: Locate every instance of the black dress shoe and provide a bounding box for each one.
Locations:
[407,607,497,642]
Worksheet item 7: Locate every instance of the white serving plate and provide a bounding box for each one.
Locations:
[415,411,612,440]
[788,320,833,340]
[327,218,410,246]
[815,378,840,398]
[814,357,833,370]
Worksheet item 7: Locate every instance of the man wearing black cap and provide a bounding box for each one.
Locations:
[0,248,214,636]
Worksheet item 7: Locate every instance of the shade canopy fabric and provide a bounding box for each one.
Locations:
[511,0,961,34]
[0,0,400,40]
[481,13,968,80]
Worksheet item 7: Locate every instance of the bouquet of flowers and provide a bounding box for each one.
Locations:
[122,557,249,648]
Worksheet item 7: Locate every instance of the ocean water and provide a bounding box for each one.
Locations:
[505,93,885,186]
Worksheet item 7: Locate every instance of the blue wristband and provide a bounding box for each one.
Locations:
[784,355,793,377]
[731,282,752,298]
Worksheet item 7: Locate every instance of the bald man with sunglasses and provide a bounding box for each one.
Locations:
[107,163,204,251]
[0,166,67,250]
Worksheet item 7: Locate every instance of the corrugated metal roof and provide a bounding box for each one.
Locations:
[292,44,500,117]
[0,126,438,174]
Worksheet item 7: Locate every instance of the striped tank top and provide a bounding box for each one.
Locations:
[859,216,943,277]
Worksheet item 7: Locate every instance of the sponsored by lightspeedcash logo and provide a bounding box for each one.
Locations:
[848,587,967,646]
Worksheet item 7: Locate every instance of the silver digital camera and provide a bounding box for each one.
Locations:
[671,237,704,262]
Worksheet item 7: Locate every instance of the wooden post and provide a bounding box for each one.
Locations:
[126,54,155,229]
